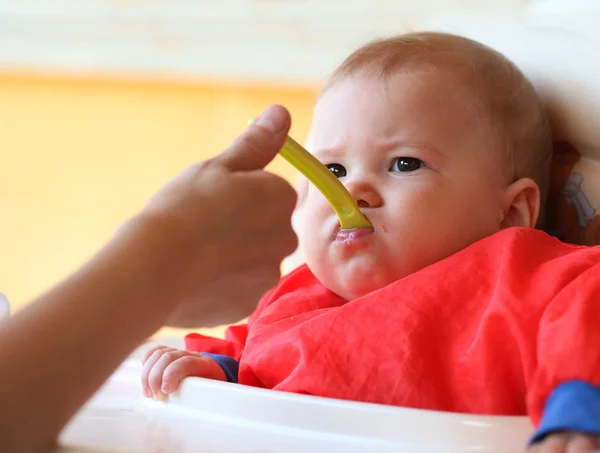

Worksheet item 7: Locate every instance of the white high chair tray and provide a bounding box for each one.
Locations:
[54,340,533,453]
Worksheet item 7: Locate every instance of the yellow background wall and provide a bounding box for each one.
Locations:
[0,75,317,335]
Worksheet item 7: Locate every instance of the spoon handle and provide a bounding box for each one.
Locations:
[279,135,372,230]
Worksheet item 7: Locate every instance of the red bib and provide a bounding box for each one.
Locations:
[186,227,600,425]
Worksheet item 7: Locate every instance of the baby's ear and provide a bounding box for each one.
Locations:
[500,178,541,229]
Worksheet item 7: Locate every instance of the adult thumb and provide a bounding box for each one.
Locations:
[214,104,291,172]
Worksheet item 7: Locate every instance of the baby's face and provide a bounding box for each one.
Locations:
[298,71,509,300]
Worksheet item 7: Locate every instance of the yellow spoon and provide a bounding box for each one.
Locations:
[248,119,372,229]
[279,135,372,230]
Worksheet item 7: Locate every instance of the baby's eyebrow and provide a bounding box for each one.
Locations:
[312,147,343,160]
[312,140,446,162]
[380,138,446,160]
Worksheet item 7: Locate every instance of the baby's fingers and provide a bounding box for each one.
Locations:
[531,434,570,453]
[529,433,600,453]
[141,344,169,364]
[162,355,227,394]
[147,349,190,396]
[565,435,598,453]
[141,347,177,397]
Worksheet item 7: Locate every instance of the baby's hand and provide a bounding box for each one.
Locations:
[141,345,226,400]
[529,432,599,453]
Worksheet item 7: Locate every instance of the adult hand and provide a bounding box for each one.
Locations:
[0,105,298,453]
[133,104,298,327]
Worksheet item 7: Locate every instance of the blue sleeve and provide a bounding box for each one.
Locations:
[530,380,600,444]
[542,229,565,241]
[201,353,239,383]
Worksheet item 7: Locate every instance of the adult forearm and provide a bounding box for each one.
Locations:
[0,218,181,453]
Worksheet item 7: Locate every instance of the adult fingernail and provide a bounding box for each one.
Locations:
[255,105,287,135]
[162,383,170,393]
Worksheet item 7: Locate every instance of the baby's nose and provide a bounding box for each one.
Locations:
[347,182,383,208]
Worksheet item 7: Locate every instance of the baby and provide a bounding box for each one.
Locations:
[142,32,600,452]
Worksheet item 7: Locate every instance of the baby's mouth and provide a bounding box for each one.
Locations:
[335,228,374,243]
[332,220,376,244]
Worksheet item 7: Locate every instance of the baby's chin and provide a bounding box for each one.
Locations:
[315,258,403,301]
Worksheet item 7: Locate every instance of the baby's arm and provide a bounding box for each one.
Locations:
[526,258,600,453]
[530,432,598,453]
[140,286,278,399]
[141,345,239,399]
[527,382,600,453]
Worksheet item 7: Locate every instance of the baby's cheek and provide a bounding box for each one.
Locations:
[298,197,334,236]
[297,224,322,262]
[297,223,333,278]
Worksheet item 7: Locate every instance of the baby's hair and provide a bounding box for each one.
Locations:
[322,32,553,225]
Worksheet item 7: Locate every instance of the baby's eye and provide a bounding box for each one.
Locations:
[326,163,347,178]
[390,157,425,173]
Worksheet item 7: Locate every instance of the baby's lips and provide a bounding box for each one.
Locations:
[335,227,374,242]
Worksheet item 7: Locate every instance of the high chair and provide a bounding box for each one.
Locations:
[54,3,600,451]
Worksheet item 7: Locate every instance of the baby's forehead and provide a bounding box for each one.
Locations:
[319,62,495,119]
[312,68,493,143]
